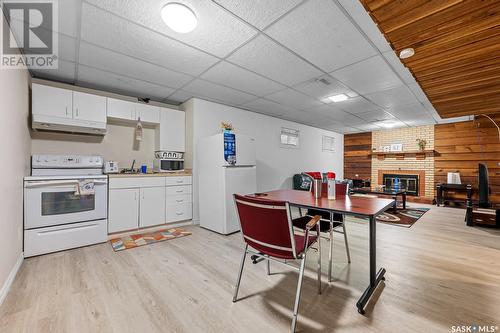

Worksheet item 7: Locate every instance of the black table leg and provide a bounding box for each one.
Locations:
[356,215,386,315]
[402,192,407,210]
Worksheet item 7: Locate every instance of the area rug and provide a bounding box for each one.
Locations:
[110,228,191,252]
[376,208,430,228]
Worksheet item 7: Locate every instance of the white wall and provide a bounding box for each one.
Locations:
[183,98,344,223]
[31,123,157,169]
[0,63,31,301]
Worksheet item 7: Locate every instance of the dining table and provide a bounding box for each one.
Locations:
[248,189,395,315]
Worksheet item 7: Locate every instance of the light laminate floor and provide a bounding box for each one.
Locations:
[1,205,500,333]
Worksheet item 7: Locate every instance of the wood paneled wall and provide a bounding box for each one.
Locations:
[344,132,372,180]
[435,115,500,204]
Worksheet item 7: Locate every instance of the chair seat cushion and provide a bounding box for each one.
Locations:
[292,215,342,233]
[294,234,318,257]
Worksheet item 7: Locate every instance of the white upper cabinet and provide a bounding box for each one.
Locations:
[106,98,160,124]
[73,91,107,123]
[156,108,185,152]
[32,84,73,119]
[135,103,160,124]
[107,98,136,121]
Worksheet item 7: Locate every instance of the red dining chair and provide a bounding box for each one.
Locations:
[297,172,351,282]
[233,194,322,333]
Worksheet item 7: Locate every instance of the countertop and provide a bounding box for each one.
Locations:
[107,170,192,178]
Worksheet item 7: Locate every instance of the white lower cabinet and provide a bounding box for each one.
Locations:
[139,187,166,228]
[108,188,139,233]
[108,176,192,234]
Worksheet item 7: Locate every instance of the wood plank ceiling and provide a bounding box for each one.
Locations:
[360,0,500,118]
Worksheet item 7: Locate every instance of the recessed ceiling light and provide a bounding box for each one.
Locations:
[399,48,415,59]
[161,3,197,33]
[328,93,349,103]
[380,121,397,128]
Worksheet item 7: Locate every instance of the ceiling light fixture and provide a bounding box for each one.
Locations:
[399,48,415,59]
[161,3,197,33]
[328,93,349,103]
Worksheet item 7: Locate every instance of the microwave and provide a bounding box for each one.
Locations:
[153,158,184,172]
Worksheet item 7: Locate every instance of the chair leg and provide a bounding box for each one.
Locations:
[291,255,307,333]
[317,233,321,294]
[233,244,248,302]
[328,221,334,282]
[267,259,271,275]
[342,220,351,264]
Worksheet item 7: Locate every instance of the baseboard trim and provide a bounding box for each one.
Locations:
[0,252,23,306]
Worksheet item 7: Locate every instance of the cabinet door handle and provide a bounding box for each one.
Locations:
[176,212,184,216]
[76,108,79,117]
[176,180,183,183]
[65,106,68,116]
[176,199,184,203]
[176,190,183,193]
[134,192,137,200]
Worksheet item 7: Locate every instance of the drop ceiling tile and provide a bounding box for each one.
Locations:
[31,60,76,84]
[241,98,300,117]
[387,103,429,119]
[166,90,193,104]
[79,42,192,89]
[377,119,408,129]
[293,75,353,103]
[364,85,419,108]
[265,0,377,72]
[337,0,392,53]
[357,109,395,122]
[58,0,81,37]
[382,50,416,85]
[331,55,402,94]
[354,123,383,131]
[81,3,218,76]
[28,33,76,62]
[227,35,322,86]
[336,96,381,114]
[85,0,257,58]
[214,0,303,30]
[182,79,258,105]
[77,65,176,101]
[408,83,429,103]
[307,105,364,125]
[201,61,285,96]
[265,88,323,110]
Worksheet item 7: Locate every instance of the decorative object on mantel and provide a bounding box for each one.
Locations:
[221,121,234,133]
[382,145,390,152]
[416,138,427,151]
[390,143,403,152]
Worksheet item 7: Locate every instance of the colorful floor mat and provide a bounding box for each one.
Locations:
[376,208,430,228]
[110,228,191,252]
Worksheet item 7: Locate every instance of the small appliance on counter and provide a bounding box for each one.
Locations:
[103,160,119,174]
[154,151,184,172]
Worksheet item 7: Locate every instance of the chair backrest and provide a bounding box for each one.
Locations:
[234,194,297,259]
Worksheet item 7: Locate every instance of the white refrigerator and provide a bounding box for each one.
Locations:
[198,133,257,234]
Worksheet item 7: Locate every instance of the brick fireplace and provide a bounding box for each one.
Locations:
[371,125,434,202]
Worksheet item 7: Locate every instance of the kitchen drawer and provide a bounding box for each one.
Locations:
[166,194,191,206]
[166,202,192,223]
[165,185,192,196]
[24,219,107,257]
[109,177,165,189]
[165,176,192,186]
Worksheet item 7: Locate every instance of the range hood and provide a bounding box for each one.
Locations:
[32,114,107,135]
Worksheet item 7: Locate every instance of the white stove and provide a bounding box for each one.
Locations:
[24,154,108,257]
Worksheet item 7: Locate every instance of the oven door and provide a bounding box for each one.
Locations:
[24,179,108,229]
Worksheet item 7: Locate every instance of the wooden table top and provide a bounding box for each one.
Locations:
[250,189,395,217]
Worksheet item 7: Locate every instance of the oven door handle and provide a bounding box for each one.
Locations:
[25,179,107,188]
